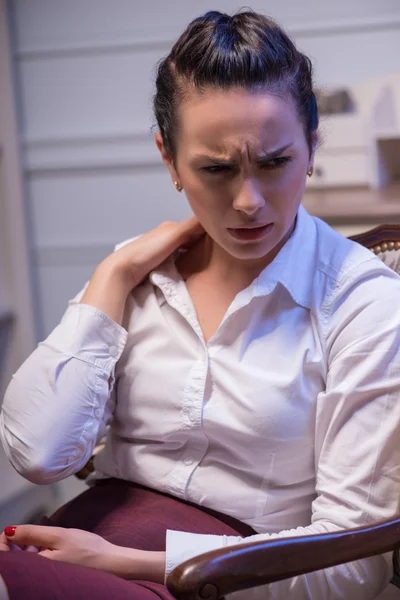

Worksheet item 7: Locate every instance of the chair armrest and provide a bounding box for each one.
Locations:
[167,517,400,600]
[74,442,106,480]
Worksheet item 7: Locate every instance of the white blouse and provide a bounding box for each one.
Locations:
[1,206,400,599]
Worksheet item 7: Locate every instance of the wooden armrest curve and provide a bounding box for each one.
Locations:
[167,517,400,600]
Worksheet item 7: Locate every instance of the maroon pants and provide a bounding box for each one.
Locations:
[0,479,256,599]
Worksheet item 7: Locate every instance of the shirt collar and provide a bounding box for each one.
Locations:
[253,205,317,309]
[151,205,317,310]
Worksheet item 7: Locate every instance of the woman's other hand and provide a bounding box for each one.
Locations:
[2,525,113,569]
[2,525,166,582]
[80,216,205,324]
[107,216,205,288]
[0,531,9,552]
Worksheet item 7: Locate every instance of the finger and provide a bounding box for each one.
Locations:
[4,525,61,550]
[180,217,205,236]
[0,532,10,552]
[177,220,206,249]
[25,545,40,553]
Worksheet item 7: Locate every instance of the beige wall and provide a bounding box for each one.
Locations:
[7,0,400,339]
[0,0,52,520]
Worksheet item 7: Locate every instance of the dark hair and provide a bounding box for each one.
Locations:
[153,10,318,159]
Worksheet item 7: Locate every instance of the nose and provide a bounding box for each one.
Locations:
[232,178,265,216]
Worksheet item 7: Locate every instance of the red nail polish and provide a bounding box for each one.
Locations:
[4,526,17,537]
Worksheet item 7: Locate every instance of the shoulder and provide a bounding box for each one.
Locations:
[306,213,399,298]
[312,215,381,282]
[297,211,400,329]
[286,209,399,312]
[308,218,400,346]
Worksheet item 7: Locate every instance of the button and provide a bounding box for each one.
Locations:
[109,345,118,358]
[95,408,103,418]
[184,457,194,466]
[189,409,197,422]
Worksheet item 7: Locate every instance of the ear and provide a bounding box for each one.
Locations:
[308,131,318,171]
[155,132,179,183]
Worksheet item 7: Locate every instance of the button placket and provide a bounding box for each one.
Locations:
[166,455,197,496]
[180,357,207,428]
[109,345,118,358]
[167,356,209,497]
[151,268,212,498]
[154,274,206,344]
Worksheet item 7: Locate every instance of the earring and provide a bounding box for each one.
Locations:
[307,167,314,177]
[174,181,183,192]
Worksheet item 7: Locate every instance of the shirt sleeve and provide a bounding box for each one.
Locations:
[166,265,400,599]
[0,284,127,485]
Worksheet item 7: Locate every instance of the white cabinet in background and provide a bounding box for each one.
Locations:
[308,75,400,189]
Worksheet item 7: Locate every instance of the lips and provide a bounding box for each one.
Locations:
[230,224,270,229]
[227,223,273,241]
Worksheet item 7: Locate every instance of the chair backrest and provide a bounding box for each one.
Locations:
[349,224,400,275]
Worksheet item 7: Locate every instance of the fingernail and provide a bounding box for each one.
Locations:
[4,526,17,537]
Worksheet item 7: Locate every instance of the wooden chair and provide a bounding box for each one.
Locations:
[166,223,400,600]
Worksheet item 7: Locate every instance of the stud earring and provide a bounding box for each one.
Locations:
[307,167,314,177]
[174,181,183,192]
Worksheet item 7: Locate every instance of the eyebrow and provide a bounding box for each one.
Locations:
[255,143,293,164]
[192,143,293,165]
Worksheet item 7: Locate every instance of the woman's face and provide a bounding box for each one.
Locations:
[157,88,315,266]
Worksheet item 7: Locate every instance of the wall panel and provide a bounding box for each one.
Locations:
[8,0,400,338]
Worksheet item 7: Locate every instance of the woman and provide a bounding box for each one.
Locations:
[0,9,400,600]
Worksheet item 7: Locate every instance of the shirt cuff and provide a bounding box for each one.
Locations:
[165,529,226,583]
[42,303,128,372]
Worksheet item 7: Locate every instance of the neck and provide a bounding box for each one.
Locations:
[179,220,295,287]
[203,236,267,283]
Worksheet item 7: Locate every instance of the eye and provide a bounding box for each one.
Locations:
[261,157,292,170]
[200,164,233,174]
